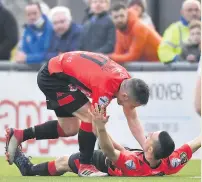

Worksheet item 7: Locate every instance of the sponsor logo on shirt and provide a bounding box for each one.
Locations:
[170,158,181,168]
[98,96,109,106]
[125,160,136,170]
[180,152,188,165]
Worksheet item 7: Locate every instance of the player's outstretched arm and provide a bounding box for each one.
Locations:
[123,107,146,150]
[187,135,201,153]
[166,135,201,175]
[90,104,121,162]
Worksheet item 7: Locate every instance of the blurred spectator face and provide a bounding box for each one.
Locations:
[90,0,109,14]
[181,0,201,22]
[25,4,42,25]
[52,12,71,36]
[111,8,128,30]
[190,27,201,44]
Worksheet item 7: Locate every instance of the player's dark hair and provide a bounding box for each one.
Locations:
[153,131,175,160]
[26,1,42,13]
[110,3,127,12]
[128,78,150,105]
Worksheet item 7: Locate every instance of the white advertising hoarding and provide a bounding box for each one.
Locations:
[0,71,200,158]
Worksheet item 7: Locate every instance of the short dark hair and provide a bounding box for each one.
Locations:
[128,78,150,105]
[110,3,127,12]
[153,131,175,160]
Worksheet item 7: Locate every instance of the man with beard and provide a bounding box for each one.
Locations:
[109,3,161,63]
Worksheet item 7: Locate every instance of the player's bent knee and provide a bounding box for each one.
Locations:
[55,156,71,172]
[58,117,80,136]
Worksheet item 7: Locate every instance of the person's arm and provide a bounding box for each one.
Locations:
[187,135,201,153]
[166,136,201,175]
[158,25,179,63]
[180,45,188,61]
[123,107,146,150]
[90,104,121,162]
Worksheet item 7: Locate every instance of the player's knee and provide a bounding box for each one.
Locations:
[55,156,70,172]
[69,124,80,136]
[58,118,80,137]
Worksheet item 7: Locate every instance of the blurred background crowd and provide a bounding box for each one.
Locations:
[0,0,201,64]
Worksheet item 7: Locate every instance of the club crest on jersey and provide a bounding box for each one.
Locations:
[98,96,109,106]
[170,158,181,168]
[180,152,188,165]
[125,160,136,170]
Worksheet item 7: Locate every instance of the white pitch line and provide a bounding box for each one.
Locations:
[189,176,201,179]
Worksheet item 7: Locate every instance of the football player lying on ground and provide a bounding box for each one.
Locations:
[12,104,201,177]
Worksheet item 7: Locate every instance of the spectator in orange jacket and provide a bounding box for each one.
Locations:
[109,3,161,63]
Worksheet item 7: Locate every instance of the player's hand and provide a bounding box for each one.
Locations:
[89,103,109,130]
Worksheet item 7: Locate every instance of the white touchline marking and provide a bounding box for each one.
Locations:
[189,176,201,179]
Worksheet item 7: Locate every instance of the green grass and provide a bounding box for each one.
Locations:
[0,157,200,182]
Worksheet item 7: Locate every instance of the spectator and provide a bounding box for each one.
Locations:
[0,1,18,60]
[79,0,116,54]
[82,0,94,24]
[14,2,53,64]
[109,3,161,63]
[128,0,154,28]
[158,0,201,63]
[46,6,82,61]
[180,20,201,62]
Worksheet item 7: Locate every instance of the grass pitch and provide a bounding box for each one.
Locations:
[0,157,200,182]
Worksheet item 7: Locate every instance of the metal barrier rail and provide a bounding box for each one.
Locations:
[0,61,198,72]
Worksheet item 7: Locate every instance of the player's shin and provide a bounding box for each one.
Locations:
[78,122,96,164]
[16,120,69,142]
[31,161,65,176]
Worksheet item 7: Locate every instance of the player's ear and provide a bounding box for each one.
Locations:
[148,146,153,153]
[122,93,129,101]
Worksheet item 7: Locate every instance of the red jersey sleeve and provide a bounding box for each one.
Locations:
[165,144,192,175]
[114,151,141,176]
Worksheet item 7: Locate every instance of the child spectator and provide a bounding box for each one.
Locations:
[180,20,201,62]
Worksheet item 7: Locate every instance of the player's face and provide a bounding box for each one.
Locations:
[111,9,128,30]
[181,2,200,22]
[25,4,41,25]
[91,0,109,14]
[117,93,140,108]
[145,131,161,151]
[52,12,70,36]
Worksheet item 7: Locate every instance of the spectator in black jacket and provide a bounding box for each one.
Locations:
[0,2,18,60]
[79,0,116,54]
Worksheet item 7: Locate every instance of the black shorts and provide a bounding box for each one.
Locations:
[37,63,89,117]
[68,150,110,174]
